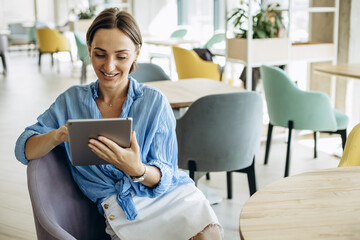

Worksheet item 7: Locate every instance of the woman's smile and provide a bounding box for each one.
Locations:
[89,28,139,87]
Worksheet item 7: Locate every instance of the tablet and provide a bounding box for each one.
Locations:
[67,117,132,166]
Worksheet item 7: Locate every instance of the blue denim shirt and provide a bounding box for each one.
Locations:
[15,78,192,220]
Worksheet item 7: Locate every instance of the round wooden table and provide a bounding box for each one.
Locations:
[239,167,360,240]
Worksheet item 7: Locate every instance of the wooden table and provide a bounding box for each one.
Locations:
[145,78,243,109]
[314,63,360,79]
[239,167,360,240]
[144,37,200,47]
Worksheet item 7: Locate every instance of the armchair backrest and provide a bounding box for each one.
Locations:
[27,146,109,240]
[74,31,90,64]
[176,92,262,172]
[130,62,170,82]
[260,65,337,131]
[170,28,187,38]
[172,46,221,80]
[36,28,70,53]
[338,123,360,167]
[203,32,225,49]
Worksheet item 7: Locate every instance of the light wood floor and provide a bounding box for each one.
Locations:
[0,52,345,240]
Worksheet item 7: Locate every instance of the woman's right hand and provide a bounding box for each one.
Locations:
[25,124,69,160]
[54,125,68,144]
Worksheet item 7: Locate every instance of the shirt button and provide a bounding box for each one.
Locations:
[104,204,109,209]
[109,215,115,221]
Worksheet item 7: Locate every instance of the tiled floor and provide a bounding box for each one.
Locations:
[0,52,347,240]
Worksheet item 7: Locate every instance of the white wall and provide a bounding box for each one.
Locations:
[133,0,177,38]
[0,0,35,28]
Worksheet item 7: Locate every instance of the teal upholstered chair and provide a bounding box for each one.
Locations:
[260,65,348,177]
[169,28,187,38]
[149,27,188,74]
[203,32,225,49]
[74,32,90,84]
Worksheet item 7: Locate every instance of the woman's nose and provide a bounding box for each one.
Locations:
[104,57,116,72]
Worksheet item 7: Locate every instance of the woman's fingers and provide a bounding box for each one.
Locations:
[88,138,116,162]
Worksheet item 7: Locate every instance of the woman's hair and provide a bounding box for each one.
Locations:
[86,8,142,73]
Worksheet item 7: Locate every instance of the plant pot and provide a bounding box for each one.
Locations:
[76,19,94,33]
[227,38,289,64]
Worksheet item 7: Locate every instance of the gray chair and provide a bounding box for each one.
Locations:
[0,35,8,75]
[130,62,180,117]
[130,62,170,82]
[176,92,263,198]
[8,22,33,46]
[27,146,109,240]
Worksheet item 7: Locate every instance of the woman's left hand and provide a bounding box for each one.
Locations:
[88,131,144,177]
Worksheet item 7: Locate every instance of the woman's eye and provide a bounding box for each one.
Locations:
[117,56,127,60]
[94,53,105,58]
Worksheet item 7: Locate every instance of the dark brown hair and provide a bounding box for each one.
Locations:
[86,8,142,73]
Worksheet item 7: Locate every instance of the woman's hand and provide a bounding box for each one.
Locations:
[88,131,161,187]
[54,125,69,144]
[88,131,143,176]
[25,124,69,160]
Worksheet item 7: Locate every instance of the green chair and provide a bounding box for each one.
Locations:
[74,32,90,84]
[260,65,348,177]
[169,28,187,38]
[149,27,188,74]
[203,32,225,49]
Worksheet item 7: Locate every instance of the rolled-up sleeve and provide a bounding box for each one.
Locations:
[14,94,66,165]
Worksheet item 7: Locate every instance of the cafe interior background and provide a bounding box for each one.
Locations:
[0,0,359,239]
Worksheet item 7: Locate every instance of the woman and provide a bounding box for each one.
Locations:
[15,8,222,240]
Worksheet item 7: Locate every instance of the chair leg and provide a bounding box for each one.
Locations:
[246,157,257,196]
[264,123,273,165]
[81,62,86,84]
[206,172,210,180]
[0,54,7,75]
[51,53,54,68]
[226,172,232,199]
[338,129,347,150]
[284,121,294,178]
[38,51,42,68]
[188,160,196,183]
[314,131,318,158]
[232,157,257,197]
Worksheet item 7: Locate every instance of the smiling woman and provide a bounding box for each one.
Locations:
[15,8,222,240]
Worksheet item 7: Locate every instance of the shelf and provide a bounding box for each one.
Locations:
[291,42,335,62]
[227,38,289,64]
[274,7,336,13]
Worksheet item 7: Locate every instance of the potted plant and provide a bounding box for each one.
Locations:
[227,1,288,63]
[70,6,97,33]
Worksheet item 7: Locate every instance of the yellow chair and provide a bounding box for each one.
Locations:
[338,123,360,167]
[36,28,71,70]
[172,46,221,81]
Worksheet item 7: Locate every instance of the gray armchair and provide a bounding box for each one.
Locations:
[27,146,110,240]
[130,62,170,82]
[8,22,34,46]
[176,92,263,198]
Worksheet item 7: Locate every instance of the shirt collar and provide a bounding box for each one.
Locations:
[89,78,144,116]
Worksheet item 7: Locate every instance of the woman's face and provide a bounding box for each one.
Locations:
[89,28,140,88]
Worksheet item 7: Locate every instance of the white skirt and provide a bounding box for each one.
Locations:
[101,183,222,240]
